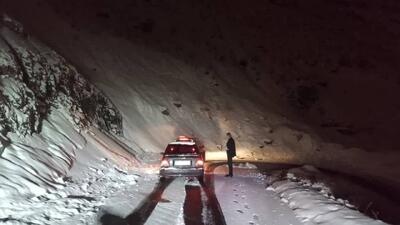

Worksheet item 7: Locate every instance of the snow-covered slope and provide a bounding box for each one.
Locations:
[1,0,399,192]
[0,2,397,224]
[0,15,123,198]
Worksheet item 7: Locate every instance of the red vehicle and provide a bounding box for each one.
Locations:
[159,136,204,182]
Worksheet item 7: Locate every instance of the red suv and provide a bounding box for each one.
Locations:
[159,136,204,182]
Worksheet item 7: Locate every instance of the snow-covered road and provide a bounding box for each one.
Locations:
[1,157,388,225]
[99,163,303,225]
[213,165,302,225]
[1,135,388,225]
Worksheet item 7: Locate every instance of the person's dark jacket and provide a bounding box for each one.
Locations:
[227,137,236,157]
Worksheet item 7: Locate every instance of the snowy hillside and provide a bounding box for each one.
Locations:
[0,15,122,197]
[0,0,399,224]
[2,0,398,191]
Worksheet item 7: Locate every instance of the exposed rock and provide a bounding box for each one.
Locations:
[173,102,182,108]
[264,139,273,145]
[161,108,170,116]
[0,15,123,140]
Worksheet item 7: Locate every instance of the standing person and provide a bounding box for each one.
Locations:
[225,132,236,177]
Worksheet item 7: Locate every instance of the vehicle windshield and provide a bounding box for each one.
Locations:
[164,144,199,154]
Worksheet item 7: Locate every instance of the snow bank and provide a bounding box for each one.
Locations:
[0,131,150,225]
[266,166,388,225]
[214,165,303,225]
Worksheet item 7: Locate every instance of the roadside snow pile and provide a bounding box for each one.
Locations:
[266,165,388,225]
[0,15,123,199]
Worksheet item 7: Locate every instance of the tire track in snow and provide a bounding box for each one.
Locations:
[125,178,175,225]
[99,164,227,225]
[201,163,227,225]
[100,178,174,225]
[183,184,203,225]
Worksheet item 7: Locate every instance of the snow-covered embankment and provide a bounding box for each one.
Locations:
[266,165,389,225]
[0,15,123,199]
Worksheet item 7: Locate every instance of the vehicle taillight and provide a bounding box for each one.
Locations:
[161,159,170,167]
[195,159,204,167]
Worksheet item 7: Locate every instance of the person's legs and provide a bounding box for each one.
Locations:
[227,155,233,176]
